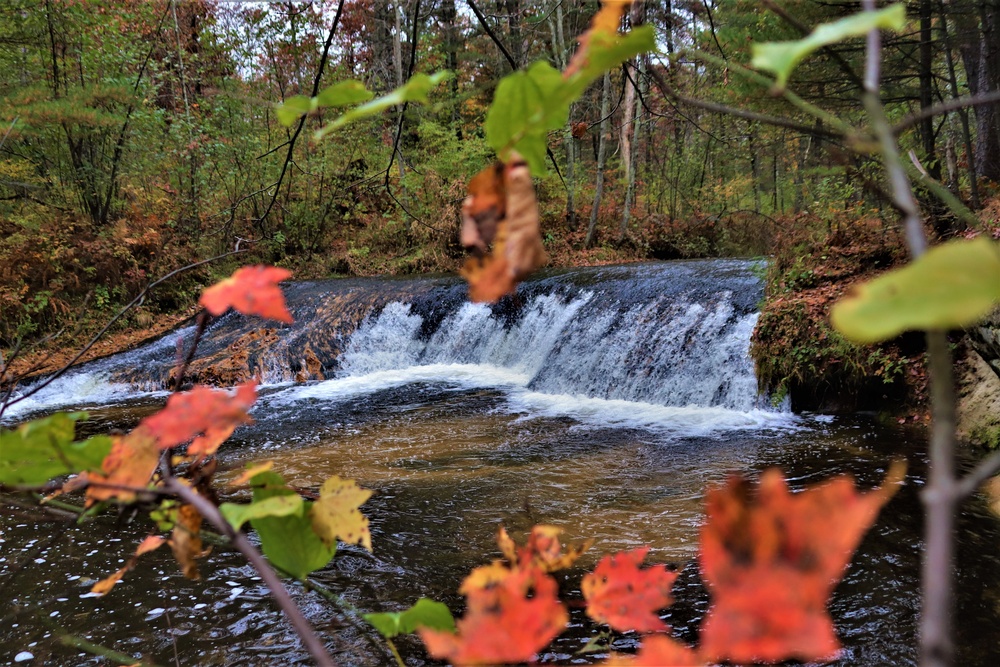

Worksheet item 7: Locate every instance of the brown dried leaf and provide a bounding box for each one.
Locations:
[170,503,208,580]
[460,152,547,302]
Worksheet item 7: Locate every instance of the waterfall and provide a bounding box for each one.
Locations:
[4,260,793,432]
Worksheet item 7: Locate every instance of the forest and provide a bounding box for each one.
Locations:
[3,1,1000,666]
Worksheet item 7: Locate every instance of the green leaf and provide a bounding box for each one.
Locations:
[484,25,655,176]
[248,471,336,579]
[275,95,314,127]
[316,80,373,108]
[752,4,907,88]
[315,71,451,139]
[220,494,304,531]
[485,62,560,175]
[831,237,1000,343]
[0,413,112,486]
[364,598,456,639]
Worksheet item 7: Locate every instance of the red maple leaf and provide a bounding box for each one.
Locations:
[604,635,703,666]
[582,546,677,632]
[698,463,905,663]
[142,382,257,458]
[199,265,293,323]
[419,566,568,665]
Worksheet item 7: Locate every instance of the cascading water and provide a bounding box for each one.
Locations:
[3,259,789,434]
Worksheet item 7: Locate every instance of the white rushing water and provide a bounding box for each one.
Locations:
[4,262,796,434]
[265,291,794,435]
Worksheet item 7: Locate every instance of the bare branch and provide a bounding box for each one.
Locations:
[163,477,335,667]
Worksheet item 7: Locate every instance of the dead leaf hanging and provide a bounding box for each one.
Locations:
[460,151,547,302]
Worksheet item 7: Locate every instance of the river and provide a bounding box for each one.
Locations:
[3,259,1000,666]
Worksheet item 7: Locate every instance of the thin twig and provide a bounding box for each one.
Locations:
[957,450,1000,497]
[892,90,1000,134]
[860,2,956,665]
[0,249,247,416]
[257,0,345,228]
[162,477,335,667]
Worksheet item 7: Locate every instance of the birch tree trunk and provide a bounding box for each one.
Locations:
[585,72,611,248]
[619,57,645,240]
[549,0,577,230]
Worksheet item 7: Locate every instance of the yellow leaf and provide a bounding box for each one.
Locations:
[309,475,373,552]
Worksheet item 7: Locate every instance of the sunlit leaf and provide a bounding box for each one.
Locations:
[484,61,563,175]
[275,94,314,127]
[220,494,303,531]
[309,475,372,551]
[199,265,293,323]
[831,237,1000,343]
[228,461,275,487]
[582,547,677,632]
[699,462,905,663]
[752,4,906,88]
[315,71,451,139]
[460,561,512,594]
[249,471,336,579]
[0,412,111,486]
[364,598,456,639]
[419,566,567,665]
[83,426,160,504]
[315,79,373,108]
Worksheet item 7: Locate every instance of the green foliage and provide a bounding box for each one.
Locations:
[751,4,907,88]
[312,72,452,139]
[275,80,373,126]
[364,598,456,639]
[220,494,304,531]
[249,471,337,580]
[832,238,1000,343]
[0,412,111,486]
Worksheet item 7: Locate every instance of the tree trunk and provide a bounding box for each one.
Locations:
[956,1,1000,182]
[919,0,941,180]
[550,0,577,230]
[620,54,645,241]
[585,72,611,248]
[938,1,981,208]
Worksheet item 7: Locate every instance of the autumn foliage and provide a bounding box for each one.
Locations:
[412,464,903,666]
[199,265,294,323]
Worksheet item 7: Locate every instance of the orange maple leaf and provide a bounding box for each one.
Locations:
[497,524,593,573]
[604,635,704,666]
[83,426,160,504]
[199,265,294,323]
[460,152,547,302]
[419,566,568,665]
[582,546,677,632]
[142,382,257,458]
[698,462,905,663]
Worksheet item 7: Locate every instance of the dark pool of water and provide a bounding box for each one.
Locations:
[3,385,1000,666]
